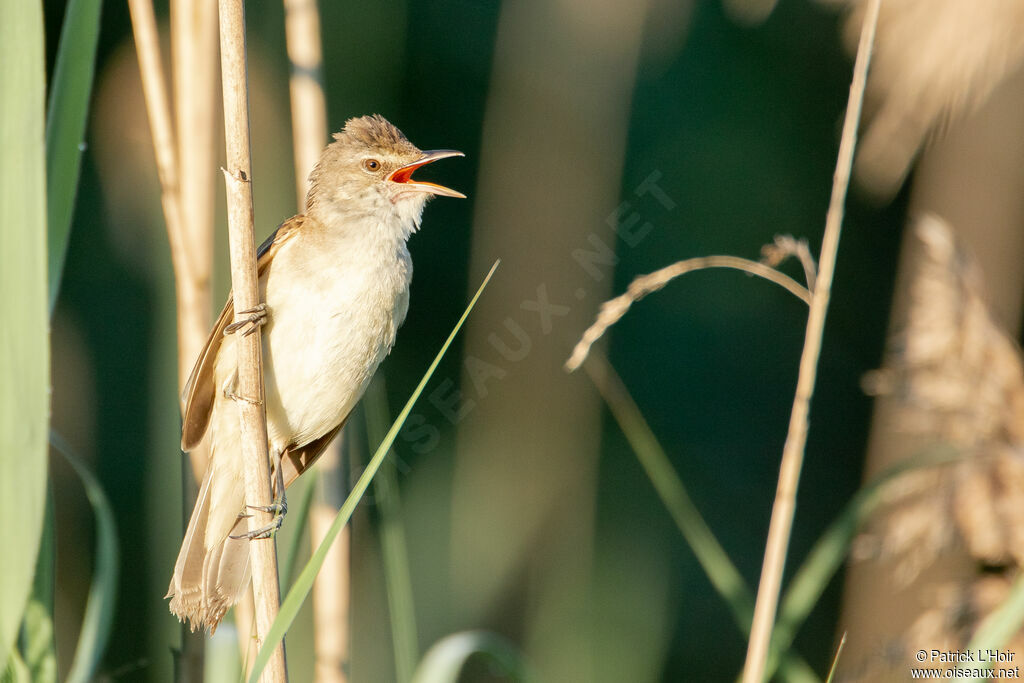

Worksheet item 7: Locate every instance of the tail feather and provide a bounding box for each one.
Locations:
[166,453,250,633]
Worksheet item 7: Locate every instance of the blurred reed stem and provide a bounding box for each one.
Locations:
[170,0,219,677]
[741,1,881,681]
[284,0,327,206]
[170,0,217,478]
[129,0,220,676]
[365,380,419,683]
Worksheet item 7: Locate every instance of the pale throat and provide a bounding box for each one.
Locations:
[310,185,431,244]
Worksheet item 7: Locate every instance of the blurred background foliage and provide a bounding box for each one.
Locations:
[42,0,920,680]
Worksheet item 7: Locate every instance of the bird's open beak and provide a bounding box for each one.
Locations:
[388,150,466,198]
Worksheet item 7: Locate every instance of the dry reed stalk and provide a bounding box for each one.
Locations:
[234,591,258,679]
[280,1,349,678]
[170,0,218,675]
[284,0,327,205]
[309,509,351,683]
[127,0,185,271]
[170,0,218,481]
[740,0,881,681]
[129,2,217,677]
[217,0,287,680]
[126,0,204,412]
[564,256,811,372]
[170,1,218,675]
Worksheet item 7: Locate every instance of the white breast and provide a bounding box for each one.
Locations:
[257,224,412,451]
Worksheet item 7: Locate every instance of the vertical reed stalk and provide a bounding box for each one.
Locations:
[170,0,218,479]
[169,1,219,677]
[740,1,881,681]
[281,1,348,679]
[126,0,191,353]
[217,0,287,679]
[284,0,327,206]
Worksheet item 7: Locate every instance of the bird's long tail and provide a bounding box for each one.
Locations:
[166,451,251,633]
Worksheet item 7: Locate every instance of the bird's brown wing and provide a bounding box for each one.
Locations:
[281,417,348,490]
[180,215,307,451]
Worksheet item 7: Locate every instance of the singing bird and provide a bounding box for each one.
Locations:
[167,114,465,632]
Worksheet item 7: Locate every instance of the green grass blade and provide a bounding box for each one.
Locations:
[365,379,419,683]
[582,352,753,622]
[50,432,120,683]
[0,0,50,665]
[410,631,533,683]
[279,469,319,588]
[961,573,1024,681]
[45,0,103,313]
[20,490,56,683]
[824,633,846,683]
[763,445,963,681]
[584,352,821,682]
[248,261,500,683]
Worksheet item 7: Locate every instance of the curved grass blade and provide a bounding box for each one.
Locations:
[583,352,818,682]
[581,352,753,622]
[50,432,120,683]
[410,631,533,683]
[46,0,104,312]
[248,261,500,683]
[0,0,49,665]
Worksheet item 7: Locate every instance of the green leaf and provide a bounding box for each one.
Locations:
[46,0,104,313]
[0,0,50,666]
[20,491,56,683]
[50,432,120,683]
[366,379,419,683]
[248,261,500,683]
[411,631,533,683]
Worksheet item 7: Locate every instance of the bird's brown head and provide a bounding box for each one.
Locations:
[306,115,464,234]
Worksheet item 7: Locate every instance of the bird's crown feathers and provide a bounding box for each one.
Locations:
[334,114,416,154]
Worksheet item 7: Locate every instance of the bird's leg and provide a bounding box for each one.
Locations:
[230,448,288,541]
[224,303,268,337]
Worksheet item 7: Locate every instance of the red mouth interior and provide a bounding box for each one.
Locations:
[389,161,431,184]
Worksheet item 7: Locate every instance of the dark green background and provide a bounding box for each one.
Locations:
[45,0,907,679]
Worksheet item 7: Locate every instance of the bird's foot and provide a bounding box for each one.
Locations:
[230,512,284,541]
[230,496,287,540]
[229,449,288,541]
[225,303,268,337]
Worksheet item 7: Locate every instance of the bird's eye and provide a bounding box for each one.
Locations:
[362,158,381,173]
